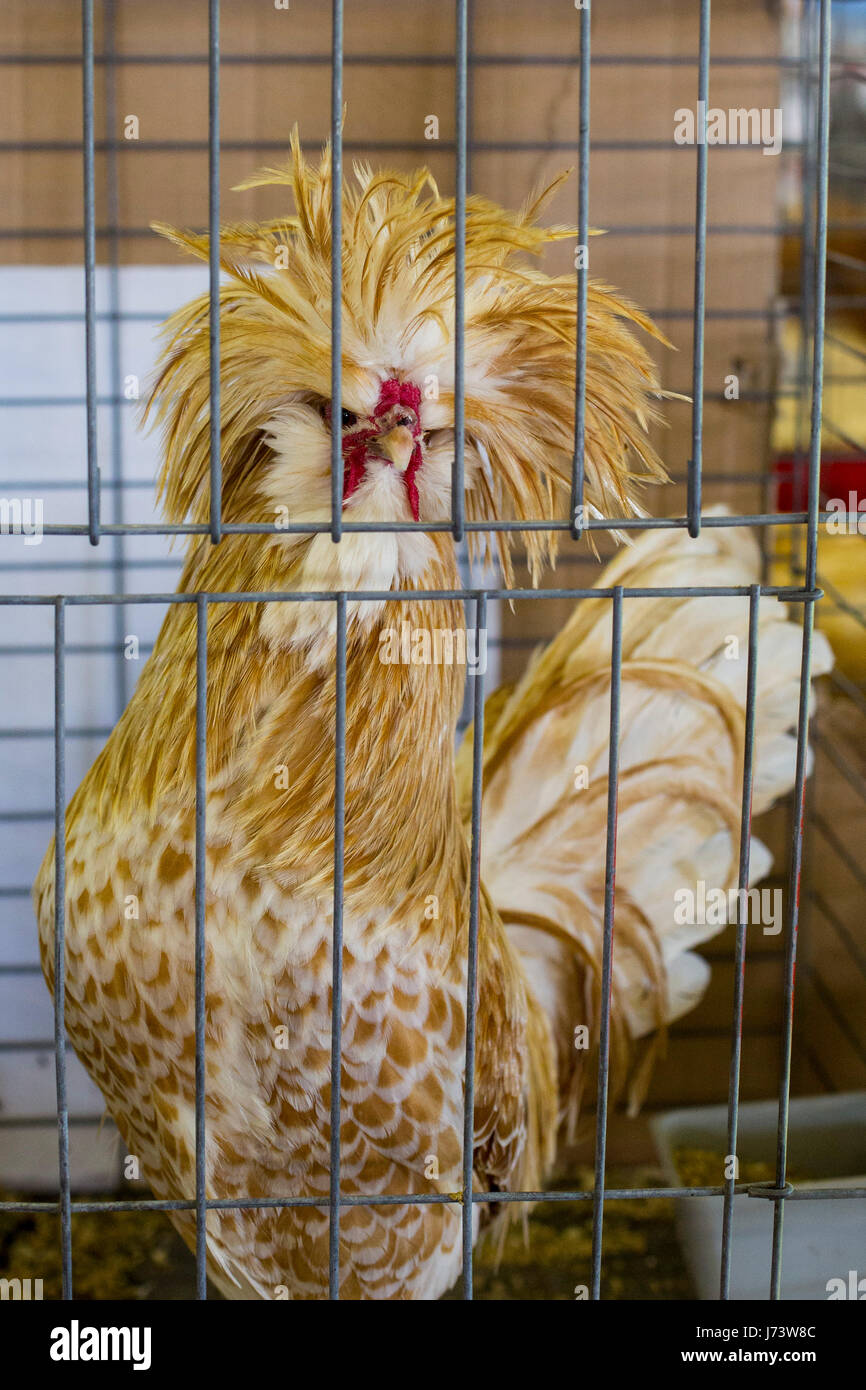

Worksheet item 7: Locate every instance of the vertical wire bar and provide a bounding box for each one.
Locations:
[570,0,591,541]
[465,0,475,195]
[687,0,711,539]
[777,0,816,1001]
[770,0,830,1302]
[194,594,209,1299]
[790,0,818,582]
[330,0,344,543]
[328,592,348,1299]
[803,0,829,600]
[452,0,468,542]
[82,0,99,546]
[719,584,760,1299]
[461,591,486,1299]
[53,598,72,1299]
[589,585,623,1300]
[104,0,129,719]
[208,0,222,545]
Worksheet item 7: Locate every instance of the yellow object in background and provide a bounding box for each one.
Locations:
[771,527,866,683]
[770,319,866,684]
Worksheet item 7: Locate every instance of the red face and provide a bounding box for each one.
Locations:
[331,378,424,522]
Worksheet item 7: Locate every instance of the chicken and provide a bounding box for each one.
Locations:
[33,134,828,1300]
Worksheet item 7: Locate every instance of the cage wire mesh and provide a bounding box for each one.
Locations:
[0,0,864,1303]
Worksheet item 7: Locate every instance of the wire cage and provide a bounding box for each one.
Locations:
[0,0,864,1303]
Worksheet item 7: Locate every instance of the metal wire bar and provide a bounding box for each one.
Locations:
[688,0,711,538]
[461,592,486,1299]
[13,220,866,245]
[791,0,818,580]
[52,597,72,1299]
[719,585,759,1299]
[81,0,99,546]
[18,382,861,403]
[570,1,590,543]
[589,585,623,1300]
[465,0,475,193]
[328,592,347,1299]
[1,136,810,156]
[0,512,846,537]
[5,1182,865,1217]
[7,376,852,406]
[0,52,813,69]
[0,584,823,608]
[208,0,222,545]
[452,0,468,542]
[330,0,344,542]
[4,460,857,489]
[194,594,209,1299]
[770,0,832,1301]
[103,0,130,719]
[0,1013,789,1039]
[14,300,852,319]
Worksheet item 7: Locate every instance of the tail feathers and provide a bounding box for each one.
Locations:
[461,512,832,1131]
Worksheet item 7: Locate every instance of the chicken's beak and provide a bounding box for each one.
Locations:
[377,425,415,474]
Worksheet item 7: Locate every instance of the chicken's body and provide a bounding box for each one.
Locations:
[35,549,554,1300]
[33,136,828,1298]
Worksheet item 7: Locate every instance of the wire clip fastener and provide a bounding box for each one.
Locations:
[746,1181,795,1200]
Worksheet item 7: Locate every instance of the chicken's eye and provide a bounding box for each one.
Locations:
[396,413,415,429]
[340,408,358,429]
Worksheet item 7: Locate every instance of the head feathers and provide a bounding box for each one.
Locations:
[147,129,669,586]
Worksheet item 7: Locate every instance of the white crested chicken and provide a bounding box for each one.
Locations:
[33,134,830,1299]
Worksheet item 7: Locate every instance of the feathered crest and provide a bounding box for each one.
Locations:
[147,129,670,582]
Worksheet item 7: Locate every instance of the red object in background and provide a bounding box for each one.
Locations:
[774,455,866,512]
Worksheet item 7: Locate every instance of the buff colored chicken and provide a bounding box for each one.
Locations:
[33,134,830,1300]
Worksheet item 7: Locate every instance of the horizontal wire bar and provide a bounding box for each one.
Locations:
[0,52,812,68]
[0,513,844,537]
[0,642,158,657]
[7,384,862,407]
[0,1020,789,1045]
[3,465,856,493]
[0,138,807,154]
[1,1184,862,1215]
[0,583,824,606]
[3,304,858,325]
[9,222,866,242]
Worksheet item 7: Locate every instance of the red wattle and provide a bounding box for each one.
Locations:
[339,378,424,519]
